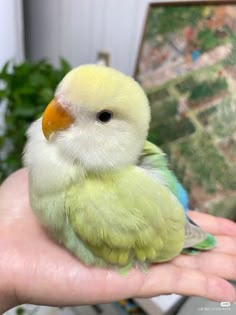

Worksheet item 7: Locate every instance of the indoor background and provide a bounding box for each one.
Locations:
[1,0,236,314]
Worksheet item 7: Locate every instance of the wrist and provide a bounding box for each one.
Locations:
[0,232,20,312]
[0,287,19,313]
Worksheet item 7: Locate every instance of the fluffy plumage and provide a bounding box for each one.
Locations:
[23,65,216,268]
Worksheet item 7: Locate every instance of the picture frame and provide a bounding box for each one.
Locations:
[135,1,236,220]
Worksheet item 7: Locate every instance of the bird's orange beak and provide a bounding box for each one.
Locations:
[42,98,74,140]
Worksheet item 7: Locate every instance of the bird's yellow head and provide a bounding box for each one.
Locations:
[42,65,150,171]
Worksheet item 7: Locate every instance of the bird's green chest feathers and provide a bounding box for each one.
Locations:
[64,167,185,267]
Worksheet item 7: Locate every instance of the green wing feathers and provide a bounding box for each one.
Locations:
[139,141,180,196]
[139,141,169,169]
[65,166,185,267]
[140,141,217,253]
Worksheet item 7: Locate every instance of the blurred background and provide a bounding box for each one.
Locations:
[1,1,236,314]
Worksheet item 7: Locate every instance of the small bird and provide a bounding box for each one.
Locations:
[23,65,216,268]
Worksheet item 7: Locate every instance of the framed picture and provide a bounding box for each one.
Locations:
[135,1,236,220]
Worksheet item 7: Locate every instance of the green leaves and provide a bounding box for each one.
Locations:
[188,77,228,104]
[0,58,71,182]
[197,28,222,52]
[146,6,206,40]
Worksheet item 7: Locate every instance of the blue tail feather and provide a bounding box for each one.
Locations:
[176,182,189,213]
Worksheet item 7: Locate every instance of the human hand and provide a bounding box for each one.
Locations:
[0,169,236,312]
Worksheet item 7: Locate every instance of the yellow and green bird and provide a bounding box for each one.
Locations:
[23,65,216,268]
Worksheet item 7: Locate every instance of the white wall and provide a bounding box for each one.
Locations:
[24,0,148,75]
[23,0,205,75]
[0,0,24,68]
[0,0,24,133]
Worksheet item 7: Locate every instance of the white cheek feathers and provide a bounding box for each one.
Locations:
[54,117,145,172]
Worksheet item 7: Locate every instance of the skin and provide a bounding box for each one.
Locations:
[0,169,236,312]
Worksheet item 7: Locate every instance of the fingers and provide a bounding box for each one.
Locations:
[137,264,236,302]
[172,252,236,282]
[12,239,236,307]
[213,235,236,255]
[187,210,236,236]
[15,260,145,307]
[0,168,28,191]
[0,168,31,227]
[0,168,29,209]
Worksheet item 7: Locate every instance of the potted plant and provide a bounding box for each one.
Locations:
[0,59,71,182]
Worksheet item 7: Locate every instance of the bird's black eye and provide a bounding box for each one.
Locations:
[96,110,113,123]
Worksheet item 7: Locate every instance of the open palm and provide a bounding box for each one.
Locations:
[0,169,236,312]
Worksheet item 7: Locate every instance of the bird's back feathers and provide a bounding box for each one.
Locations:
[139,141,216,252]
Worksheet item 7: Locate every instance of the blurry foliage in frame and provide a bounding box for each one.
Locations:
[136,2,236,221]
[0,58,71,183]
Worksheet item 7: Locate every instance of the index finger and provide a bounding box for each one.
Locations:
[187,210,236,236]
